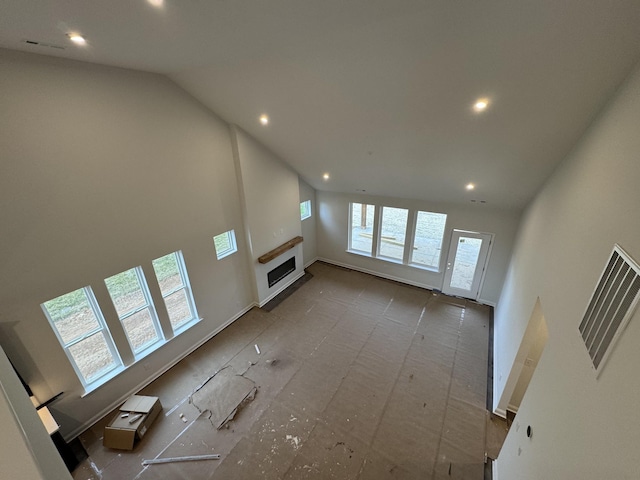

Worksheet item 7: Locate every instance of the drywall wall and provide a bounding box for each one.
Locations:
[0,49,253,440]
[315,191,519,305]
[299,178,318,266]
[0,345,70,480]
[494,61,640,478]
[231,126,304,305]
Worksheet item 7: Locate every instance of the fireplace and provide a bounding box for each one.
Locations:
[267,257,296,288]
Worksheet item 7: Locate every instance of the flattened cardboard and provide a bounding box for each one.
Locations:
[104,395,162,450]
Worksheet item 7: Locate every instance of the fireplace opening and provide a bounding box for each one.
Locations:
[268,257,296,288]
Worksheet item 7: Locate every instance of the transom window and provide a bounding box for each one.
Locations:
[348,202,447,272]
[42,287,121,387]
[300,200,312,220]
[152,251,197,330]
[213,229,238,260]
[105,267,162,355]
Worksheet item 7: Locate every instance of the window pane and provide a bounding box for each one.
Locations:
[165,289,192,329]
[450,237,483,290]
[152,253,184,294]
[68,332,117,383]
[411,211,447,268]
[213,230,238,259]
[121,309,159,351]
[152,251,197,328]
[105,268,145,317]
[379,207,408,260]
[43,289,100,344]
[350,203,374,253]
[300,200,311,220]
[105,267,161,354]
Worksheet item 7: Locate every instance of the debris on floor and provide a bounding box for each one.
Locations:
[142,454,221,466]
[189,367,258,429]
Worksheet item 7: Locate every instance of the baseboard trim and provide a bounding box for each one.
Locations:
[258,270,306,307]
[478,297,497,308]
[493,407,507,419]
[64,303,258,442]
[317,257,439,292]
[304,256,319,269]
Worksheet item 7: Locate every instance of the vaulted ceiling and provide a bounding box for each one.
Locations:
[2,1,640,211]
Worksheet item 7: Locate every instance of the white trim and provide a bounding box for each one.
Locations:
[478,298,497,308]
[317,257,439,291]
[493,407,507,419]
[493,459,500,480]
[304,256,319,269]
[258,270,306,307]
[65,303,257,441]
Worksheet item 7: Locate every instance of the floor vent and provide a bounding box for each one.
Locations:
[579,244,640,375]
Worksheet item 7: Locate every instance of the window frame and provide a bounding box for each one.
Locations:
[347,202,447,273]
[42,287,122,389]
[213,229,238,260]
[377,206,410,263]
[152,251,198,331]
[348,202,377,255]
[104,266,164,357]
[408,210,448,271]
[300,200,312,220]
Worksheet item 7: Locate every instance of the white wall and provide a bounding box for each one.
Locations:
[494,61,640,478]
[0,49,253,440]
[316,191,519,305]
[299,178,318,267]
[0,346,70,480]
[231,126,304,305]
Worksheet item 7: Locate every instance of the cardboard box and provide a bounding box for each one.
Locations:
[103,395,162,450]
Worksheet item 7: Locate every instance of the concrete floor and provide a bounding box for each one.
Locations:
[72,261,494,479]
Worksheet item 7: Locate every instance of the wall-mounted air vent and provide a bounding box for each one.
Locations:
[22,39,65,50]
[579,244,640,376]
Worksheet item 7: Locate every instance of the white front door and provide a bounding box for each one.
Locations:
[442,230,493,300]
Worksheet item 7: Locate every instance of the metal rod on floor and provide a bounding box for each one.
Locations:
[142,454,221,465]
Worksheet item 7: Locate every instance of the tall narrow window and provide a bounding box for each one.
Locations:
[379,207,409,261]
[213,229,238,260]
[152,251,198,330]
[349,203,375,254]
[105,267,162,355]
[410,211,447,269]
[300,200,312,220]
[42,287,121,387]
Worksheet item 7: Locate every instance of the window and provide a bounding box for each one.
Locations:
[42,287,121,387]
[152,251,198,330]
[300,200,312,220]
[410,211,447,269]
[105,267,162,355]
[349,203,375,254]
[347,202,448,272]
[213,229,238,259]
[379,207,409,261]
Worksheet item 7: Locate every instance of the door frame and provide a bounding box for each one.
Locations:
[442,229,494,300]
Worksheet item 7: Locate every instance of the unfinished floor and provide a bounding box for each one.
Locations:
[72,261,495,479]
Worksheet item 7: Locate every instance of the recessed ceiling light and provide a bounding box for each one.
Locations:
[323,173,330,181]
[466,183,475,190]
[259,114,269,126]
[68,34,86,45]
[473,98,489,112]
[148,0,164,6]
